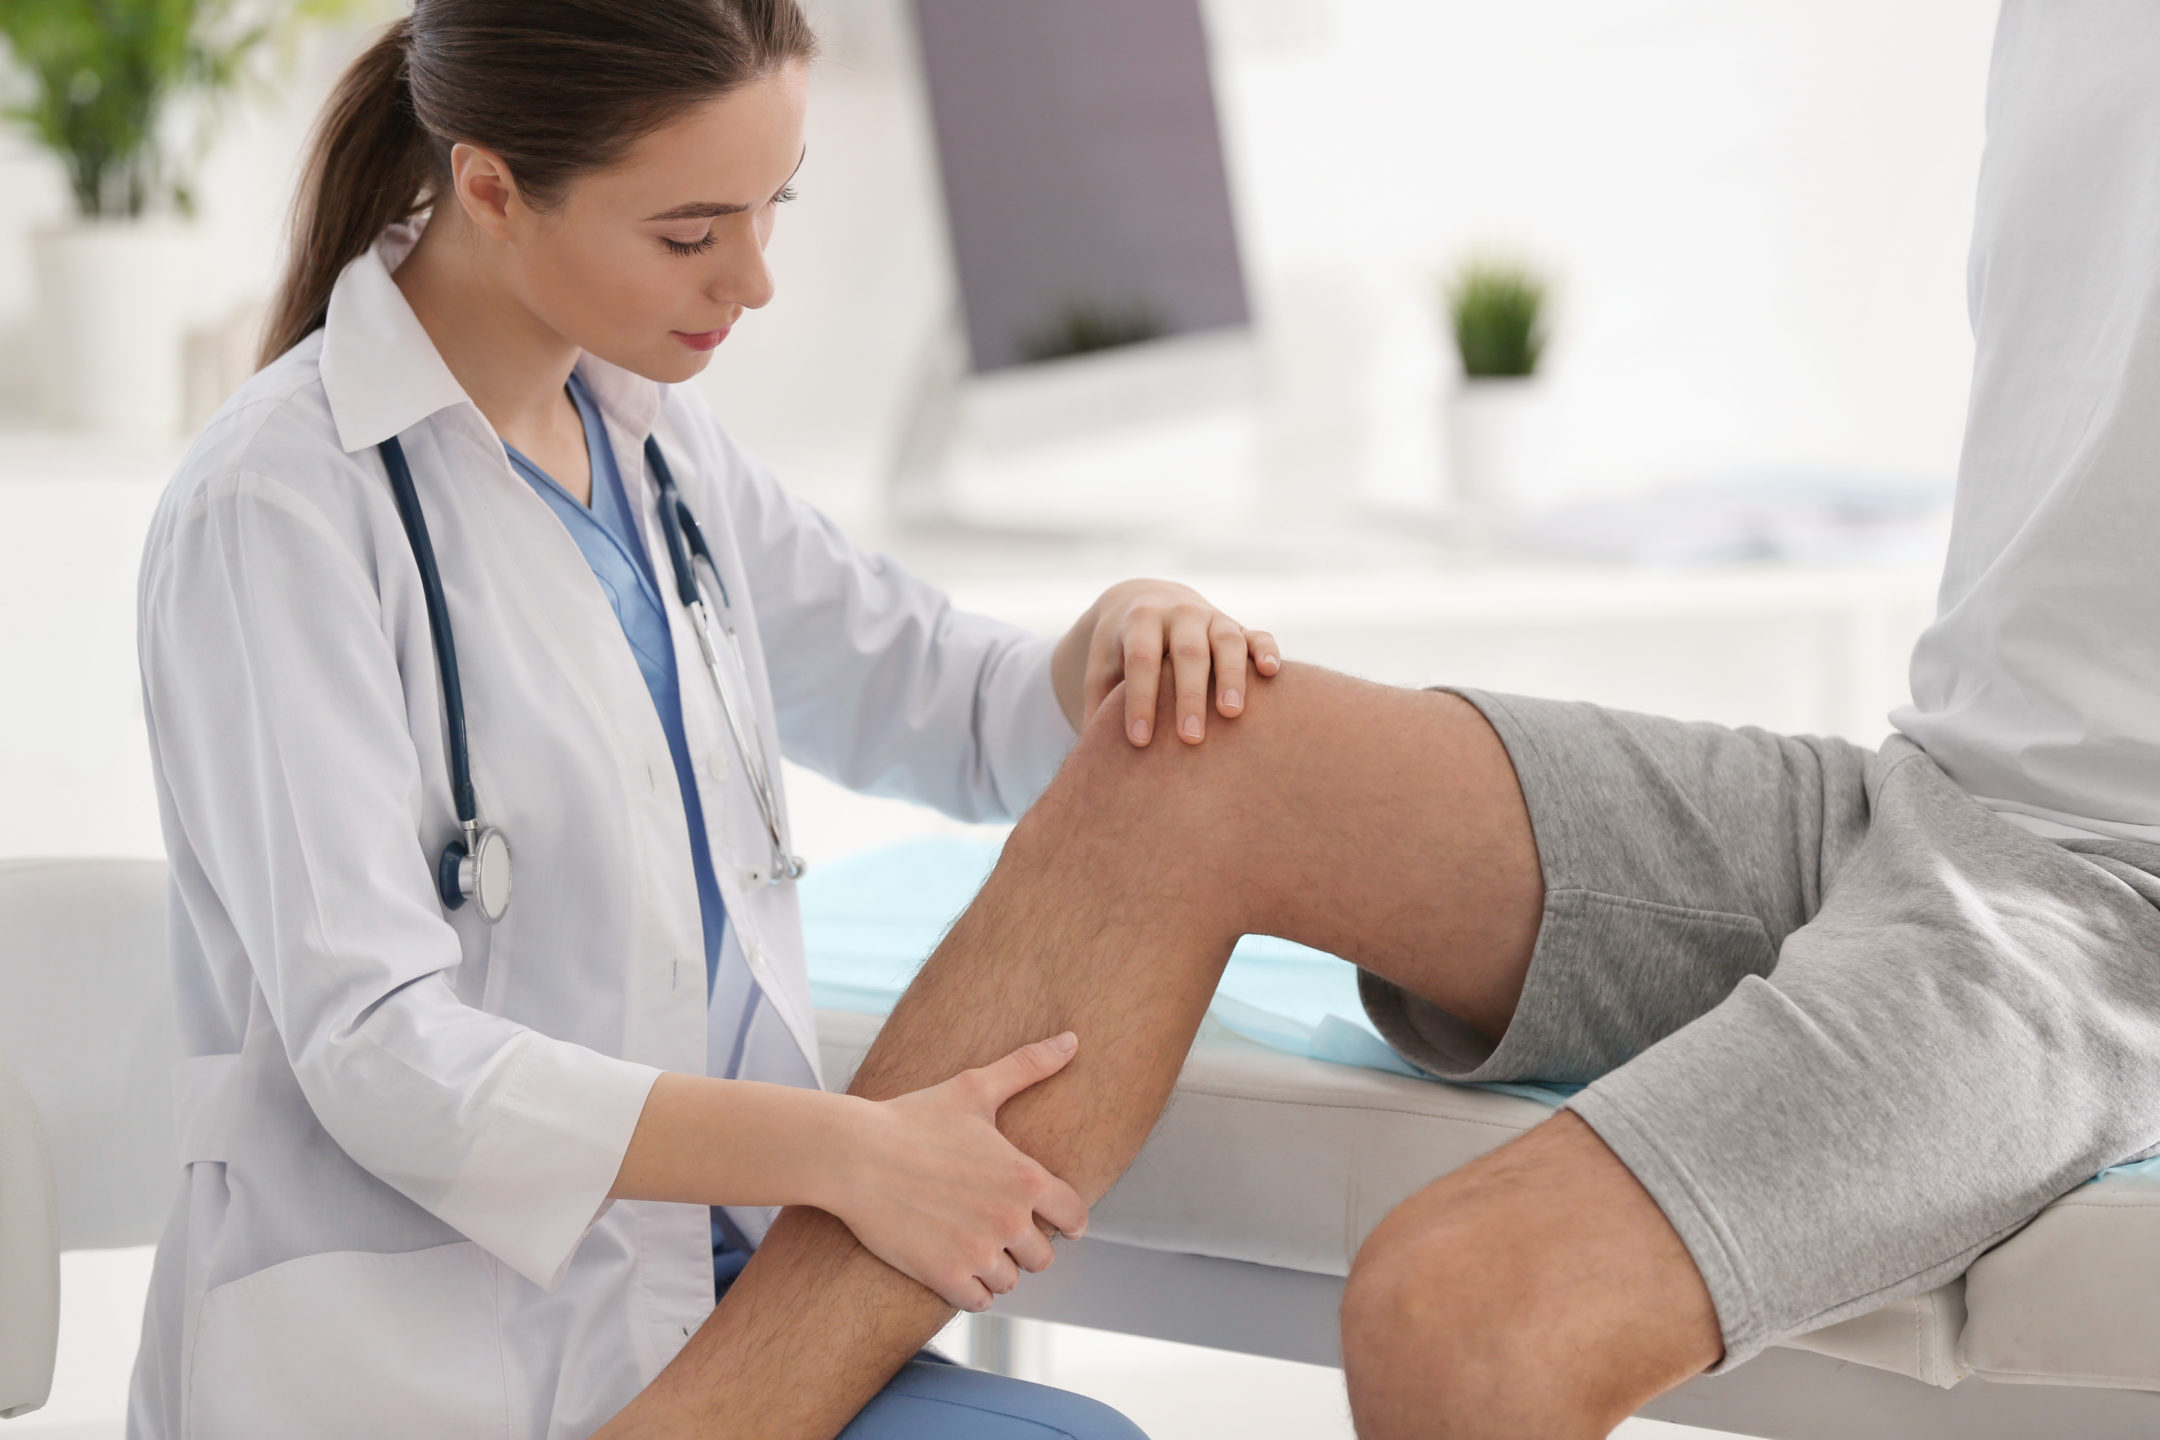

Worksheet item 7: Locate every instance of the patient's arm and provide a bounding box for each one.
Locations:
[595,664,1546,1438]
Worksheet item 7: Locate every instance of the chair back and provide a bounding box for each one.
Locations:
[0,1047,57,1417]
[0,858,179,1252]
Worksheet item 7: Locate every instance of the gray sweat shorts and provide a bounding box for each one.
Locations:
[1358,689,2160,1370]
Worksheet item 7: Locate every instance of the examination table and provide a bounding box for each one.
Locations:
[805,840,2160,1440]
[3,854,2159,1436]
[819,1009,2160,1438]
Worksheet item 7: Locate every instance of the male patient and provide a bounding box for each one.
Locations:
[604,4,2160,1436]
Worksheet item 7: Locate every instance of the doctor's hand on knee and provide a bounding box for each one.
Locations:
[830,1033,1090,1312]
[1053,579,1280,747]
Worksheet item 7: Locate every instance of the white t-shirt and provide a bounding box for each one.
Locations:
[1893,0,2160,845]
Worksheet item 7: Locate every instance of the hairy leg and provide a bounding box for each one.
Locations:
[1343,1112,1721,1439]
[600,666,1693,1437]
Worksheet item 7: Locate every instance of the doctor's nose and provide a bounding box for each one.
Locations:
[706,232,776,312]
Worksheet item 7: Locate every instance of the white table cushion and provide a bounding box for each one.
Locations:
[819,1010,1999,1389]
[1960,1165,2160,1389]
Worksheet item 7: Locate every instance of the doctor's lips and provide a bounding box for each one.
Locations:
[672,325,733,352]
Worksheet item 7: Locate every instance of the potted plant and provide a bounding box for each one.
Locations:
[1442,257,1553,511]
[1,0,344,433]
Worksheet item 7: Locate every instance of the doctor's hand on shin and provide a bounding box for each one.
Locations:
[829,1032,1090,1312]
[609,1033,1088,1315]
[1054,579,1280,747]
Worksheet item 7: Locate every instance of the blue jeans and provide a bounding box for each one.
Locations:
[839,1354,1150,1440]
[714,1236,1147,1439]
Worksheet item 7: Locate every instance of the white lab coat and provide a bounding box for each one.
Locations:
[126,224,1076,1439]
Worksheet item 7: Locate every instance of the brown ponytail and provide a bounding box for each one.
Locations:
[258,0,817,369]
[259,20,430,368]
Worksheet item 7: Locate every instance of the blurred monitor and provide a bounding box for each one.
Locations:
[906,0,1257,529]
[913,0,1250,372]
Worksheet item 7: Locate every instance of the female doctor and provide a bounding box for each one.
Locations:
[129,2,1278,1436]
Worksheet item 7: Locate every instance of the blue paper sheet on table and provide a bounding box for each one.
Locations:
[798,837,1581,1110]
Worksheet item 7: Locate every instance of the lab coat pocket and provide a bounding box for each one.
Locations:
[185,1241,509,1440]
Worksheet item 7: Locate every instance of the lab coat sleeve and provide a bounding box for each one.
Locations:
[140,470,660,1290]
[694,415,1079,821]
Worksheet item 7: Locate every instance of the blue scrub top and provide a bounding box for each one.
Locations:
[505,374,792,1289]
[503,374,730,995]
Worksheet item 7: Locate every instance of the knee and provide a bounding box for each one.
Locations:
[1004,661,1357,932]
[1056,657,1336,796]
[1341,1214,1603,1440]
[1036,664,1282,833]
[1342,1223,1482,1428]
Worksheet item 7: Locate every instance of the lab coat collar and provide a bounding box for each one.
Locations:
[319,220,667,454]
[572,353,665,448]
[318,221,468,453]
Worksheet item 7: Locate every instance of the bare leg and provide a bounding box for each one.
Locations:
[1342,1112,1720,1439]
[599,665,1709,1437]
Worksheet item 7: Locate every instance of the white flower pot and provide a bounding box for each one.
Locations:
[34,219,205,435]
[1447,376,1553,512]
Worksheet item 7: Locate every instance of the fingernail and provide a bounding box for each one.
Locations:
[1051,1031,1078,1053]
[1130,719,1150,744]
[1263,654,1280,670]
[1221,688,1241,711]
[1180,714,1203,740]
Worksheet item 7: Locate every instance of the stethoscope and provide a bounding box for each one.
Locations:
[378,430,805,924]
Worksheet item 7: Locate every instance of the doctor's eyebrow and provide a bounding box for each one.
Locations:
[644,199,752,220]
[642,151,807,222]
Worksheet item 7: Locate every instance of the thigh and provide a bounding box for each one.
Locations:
[1353,688,1874,1084]
[1568,738,2160,1370]
[1191,667,1548,1041]
[839,1358,1147,1440]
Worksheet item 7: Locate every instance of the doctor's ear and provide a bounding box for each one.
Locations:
[444,141,530,240]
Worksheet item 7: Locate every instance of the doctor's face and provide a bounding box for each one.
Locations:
[491,63,809,384]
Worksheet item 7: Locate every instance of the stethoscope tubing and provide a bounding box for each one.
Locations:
[378,426,803,923]
[381,436,473,819]
[381,437,486,865]
[645,438,804,884]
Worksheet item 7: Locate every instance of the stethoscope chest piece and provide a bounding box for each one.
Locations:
[440,826,514,924]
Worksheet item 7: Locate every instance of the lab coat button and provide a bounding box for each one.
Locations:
[704,751,727,783]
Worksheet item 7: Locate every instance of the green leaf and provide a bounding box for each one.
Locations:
[1445,259,1550,380]
[1015,298,1170,365]
[0,0,363,219]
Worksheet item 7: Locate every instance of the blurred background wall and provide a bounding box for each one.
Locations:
[0,0,1994,524]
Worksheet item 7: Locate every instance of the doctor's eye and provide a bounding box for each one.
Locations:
[660,230,720,257]
[773,184,798,205]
